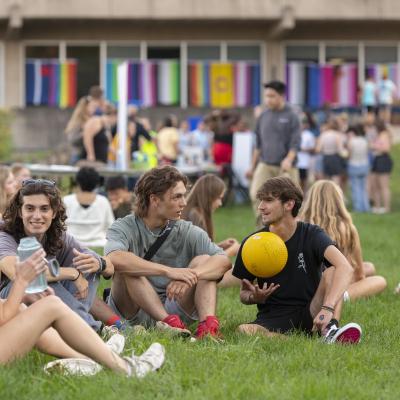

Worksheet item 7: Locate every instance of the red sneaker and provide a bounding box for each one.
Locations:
[155,314,191,337]
[195,316,222,340]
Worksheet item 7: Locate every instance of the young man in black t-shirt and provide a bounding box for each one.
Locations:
[233,177,362,343]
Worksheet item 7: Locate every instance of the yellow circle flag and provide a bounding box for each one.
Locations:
[242,232,288,278]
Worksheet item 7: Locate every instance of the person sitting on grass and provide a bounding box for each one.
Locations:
[105,175,134,219]
[232,176,362,344]
[0,179,119,332]
[182,174,240,287]
[105,166,231,339]
[0,165,18,219]
[0,248,165,377]
[63,167,115,247]
[298,180,387,302]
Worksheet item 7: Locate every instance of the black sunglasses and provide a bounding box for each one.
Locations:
[21,179,56,188]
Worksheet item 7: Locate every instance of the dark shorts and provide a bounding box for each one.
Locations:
[253,304,314,335]
[323,154,345,177]
[371,154,393,174]
[299,168,308,181]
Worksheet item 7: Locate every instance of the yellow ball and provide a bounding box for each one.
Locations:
[242,232,288,278]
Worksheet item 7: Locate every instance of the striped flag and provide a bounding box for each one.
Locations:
[25,59,77,107]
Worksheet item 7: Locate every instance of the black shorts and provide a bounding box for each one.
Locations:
[372,154,393,174]
[323,154,345,177]
[253,304,314,335]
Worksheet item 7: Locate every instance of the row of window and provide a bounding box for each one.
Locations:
[286,44,398,64]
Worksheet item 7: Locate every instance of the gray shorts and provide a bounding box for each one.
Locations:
[108,293,198,328]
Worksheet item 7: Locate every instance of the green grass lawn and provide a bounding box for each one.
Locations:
[1,147,400,399]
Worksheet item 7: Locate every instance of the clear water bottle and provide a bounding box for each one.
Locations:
[17,237,48,293]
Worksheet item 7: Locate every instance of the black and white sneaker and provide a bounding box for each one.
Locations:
[323,322,362,344]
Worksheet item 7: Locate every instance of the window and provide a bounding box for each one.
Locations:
[67,46,100,100]
[147,46,180,59]
[107,45,140,60]
[25,46,59,59]
[227,45,260,61]
[188,45,220,61]
[286,45,318,62]
[326,46,358,63]
[365,46,397,64]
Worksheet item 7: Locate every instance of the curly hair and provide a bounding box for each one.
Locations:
[298,180,361,271]
[182,174,225,241]
[134,166,188,218]
[1,181,67,256]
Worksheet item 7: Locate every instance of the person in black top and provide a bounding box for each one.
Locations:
[81,104,117,164]
[232,176,362,343]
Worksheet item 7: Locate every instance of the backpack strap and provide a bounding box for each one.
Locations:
[143,220,176,261]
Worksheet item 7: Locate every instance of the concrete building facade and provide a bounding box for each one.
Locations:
[2,0,400,150]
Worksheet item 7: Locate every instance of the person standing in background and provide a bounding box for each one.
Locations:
[361,74,377,116]
[246,80,301,218]
[378,73,397,124]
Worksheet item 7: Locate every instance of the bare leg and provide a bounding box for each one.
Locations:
[363,261,376,277]
[370,173,380,208]
[347,276,387,301]
[90,296,118,324]
[176,255,219,321]
[218,268,241,288]
[15,303,84,360]
[380,174,391,212]
[237,323,284,338]
[0,296,128,373]
[119,275,168,321]
[309,268,343,320]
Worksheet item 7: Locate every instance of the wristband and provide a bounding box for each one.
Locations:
[321,305,335,313]
[99,257,107,273]
[71,270,81,281]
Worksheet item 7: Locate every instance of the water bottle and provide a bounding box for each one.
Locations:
[17,237,48,293]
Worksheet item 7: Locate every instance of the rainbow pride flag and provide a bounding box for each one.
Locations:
[106,60,179,107]
[25,59,77,108]
[188,61,260,107]
[286,62,358,108]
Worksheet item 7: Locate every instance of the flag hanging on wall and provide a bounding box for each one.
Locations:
[188,61,260,107]
[286,62,358,108]
[25,59,77,108]
[106,59,179,107]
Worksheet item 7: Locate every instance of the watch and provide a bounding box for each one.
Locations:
[99,257,107,273]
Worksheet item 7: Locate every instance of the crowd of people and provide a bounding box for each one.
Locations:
[0,77,397,376]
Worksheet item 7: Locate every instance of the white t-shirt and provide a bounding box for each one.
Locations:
[378,79,396,105]
[297,129,316,169]
[63,194,115,247]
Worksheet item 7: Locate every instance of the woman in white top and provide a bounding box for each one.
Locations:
[315,118,347,187]
[347,124,370,213]
[296,112,316,193]
[63,167,114,247]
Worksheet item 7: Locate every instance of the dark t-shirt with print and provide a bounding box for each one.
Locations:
[232,222,334,315]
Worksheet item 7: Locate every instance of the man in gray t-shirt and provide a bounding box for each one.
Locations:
[247,80,301,218]
[105,166,231,339]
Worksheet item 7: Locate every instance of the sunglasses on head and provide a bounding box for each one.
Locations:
[21,179,56,188]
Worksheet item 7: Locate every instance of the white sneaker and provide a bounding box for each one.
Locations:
[105,333,125,355]
[44,358,102,376]
[323,322,362,344]
[124,343,165,378]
